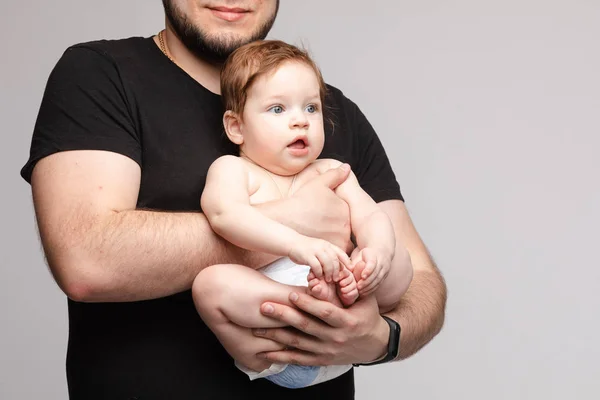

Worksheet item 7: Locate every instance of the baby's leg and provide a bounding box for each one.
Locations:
[352,249,413,313]
[192,263,303,330]
[192,264,306,372]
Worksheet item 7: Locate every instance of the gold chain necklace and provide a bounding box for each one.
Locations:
[158,30,177,65]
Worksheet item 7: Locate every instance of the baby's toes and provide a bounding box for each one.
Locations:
[308,278,320,290]
[338,268,356,289]
[309,280,331,301]
[339,287,359,307]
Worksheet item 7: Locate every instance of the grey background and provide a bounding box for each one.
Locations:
[2,0,599,399]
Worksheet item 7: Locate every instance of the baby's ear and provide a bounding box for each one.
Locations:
[223,110,244,145]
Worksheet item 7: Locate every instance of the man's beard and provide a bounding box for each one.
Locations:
[162,0,279,64]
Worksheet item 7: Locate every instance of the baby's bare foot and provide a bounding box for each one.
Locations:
[307,277,343,307]
[337,268,359,306]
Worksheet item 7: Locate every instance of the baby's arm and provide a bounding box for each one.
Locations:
[318,160,411,310]
[201,156,349,280]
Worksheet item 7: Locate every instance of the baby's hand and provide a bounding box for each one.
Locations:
[289,238,351,282]
[351,247,392,296]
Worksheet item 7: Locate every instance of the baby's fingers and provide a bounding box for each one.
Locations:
[329,251,342,282]
[360,268,387,296]
[316,250,335,282]
[307,257,323,279]
[359,249,378,278]
[357,261,379,291]
[333,246,352,271]
[324,247,344,282]
[360,257,377,280]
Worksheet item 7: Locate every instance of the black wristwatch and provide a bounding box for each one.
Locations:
[353,316,401,366]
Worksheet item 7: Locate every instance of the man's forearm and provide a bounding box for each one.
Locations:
[383,264,447,360]
[46,174,349,304]
[56,199,307,303]
[56,208,278,303]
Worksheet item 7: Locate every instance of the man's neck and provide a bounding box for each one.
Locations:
[154,27,223,95]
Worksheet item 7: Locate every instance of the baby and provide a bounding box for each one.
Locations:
[193,40,412,389]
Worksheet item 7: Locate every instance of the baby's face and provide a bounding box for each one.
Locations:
[239,61,325,176]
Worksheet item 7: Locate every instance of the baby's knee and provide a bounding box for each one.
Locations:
[192,265,233,307]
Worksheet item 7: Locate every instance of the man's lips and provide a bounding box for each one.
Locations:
[209,6,250,22]
[211,6,248,13]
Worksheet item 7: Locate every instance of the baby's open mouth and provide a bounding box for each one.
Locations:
[288,137,308,149]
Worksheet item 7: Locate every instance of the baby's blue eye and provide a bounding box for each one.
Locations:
[269,106,284,114]
[306,104,317,113]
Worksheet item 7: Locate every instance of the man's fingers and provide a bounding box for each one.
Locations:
[251,336,288,353]
[253,327,323,354]
[260,301,329,337]
[315,163,351,190]
[287,291,349,328]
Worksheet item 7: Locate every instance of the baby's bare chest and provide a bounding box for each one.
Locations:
[247,165,321,205]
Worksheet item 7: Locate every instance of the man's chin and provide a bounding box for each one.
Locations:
[190,34,265,64]
[163,0,278,63]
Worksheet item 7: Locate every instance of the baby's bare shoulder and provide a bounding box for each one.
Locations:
[209,154,246,172]
[207,155,260,191]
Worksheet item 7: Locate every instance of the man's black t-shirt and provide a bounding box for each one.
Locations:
[21,37,403,400]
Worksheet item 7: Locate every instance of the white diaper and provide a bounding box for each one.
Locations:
[259,256,312,286]
[235,257,352,388]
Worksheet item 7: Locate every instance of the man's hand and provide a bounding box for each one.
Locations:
[262,163,353,254]
[213,320,288,373]
[252,291,389,366]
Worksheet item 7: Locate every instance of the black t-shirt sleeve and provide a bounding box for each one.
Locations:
[346,96,405,203]
[20,44,141,183]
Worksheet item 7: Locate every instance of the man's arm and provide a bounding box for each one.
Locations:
[378,200,447,359]
[31,150,351,303]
